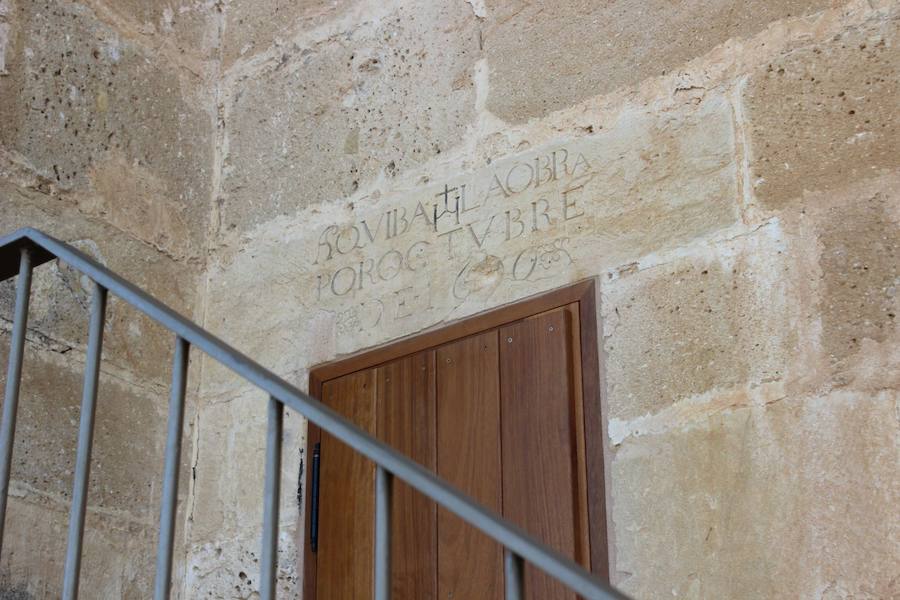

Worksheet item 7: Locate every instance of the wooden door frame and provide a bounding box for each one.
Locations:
[303,278,609,596]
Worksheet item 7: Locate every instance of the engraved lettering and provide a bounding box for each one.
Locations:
[512,247,538,281]
[331,266,357,296]
[530,198,553,232]
[506,162,534,195]
[552,149,569,178]
[410,201,433,230]
[571,152,591,176]
[335,225,361,254]
[376,249,403,281]
[562,184,586,221]
[438,226,463,258]
[360,212,387,243]
[505,208,525,241]
[315,225,338,264]
[534,154,555,187]
[486,173,510,199]
[358,258,376,289]
[405,240,429,271]
[394,286,415,319]
[459,184,480,214]
[466,215,496,249]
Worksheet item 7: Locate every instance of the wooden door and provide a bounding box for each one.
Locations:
[305,283,608,599]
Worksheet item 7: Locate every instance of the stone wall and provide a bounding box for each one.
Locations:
[0,0,216,597]
[1,0,897,598]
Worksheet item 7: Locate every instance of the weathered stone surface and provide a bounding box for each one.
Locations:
[602,223,792,422]
[745,17,900,209]
[218,1,479,243]
[0,185,200,384]
[220,0,358,69]
[483,0,842,122]
[0,0,212,258]
[203,95,739,397]
[775,173,900,390]
[0,333,193,521]
[185,389,306,596]
[90,0,219,59]
[0,498,155,599]
[610,390,899,599]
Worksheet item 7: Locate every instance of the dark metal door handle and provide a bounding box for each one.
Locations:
[310,442,321,552]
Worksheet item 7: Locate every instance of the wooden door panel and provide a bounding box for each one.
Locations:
[436,331,503,600]
[317,370,377,600]
[499,307,587,600]
[376,351,437,599]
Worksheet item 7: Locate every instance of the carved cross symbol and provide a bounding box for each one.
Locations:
[435,184,459,207]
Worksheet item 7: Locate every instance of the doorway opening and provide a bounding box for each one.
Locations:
[304,280,609,599]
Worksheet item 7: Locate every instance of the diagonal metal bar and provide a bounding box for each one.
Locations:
[153,336,190,600]
[62,281,107,600]
[0,248,33,556]
[260,395,283,600]
[374,466,393,600]
[0,228,628,600]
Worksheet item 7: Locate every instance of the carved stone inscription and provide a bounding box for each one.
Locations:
[313,147,593,307]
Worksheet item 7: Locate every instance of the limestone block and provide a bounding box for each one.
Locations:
[0,498,155,599]
[483,0,841,122]
[205,95,739,393]
[744,17,900,209]
[779,174,900,384]
[220,0,357,69]
[610,390,899,599]
[0,333,193,522]
[0,186,200,384]
[187,390,305,544]
[218,1,479,242]
[602,223,793,422]
[0,0,212,259]
[91,0,219,59]
[185,389,306,596]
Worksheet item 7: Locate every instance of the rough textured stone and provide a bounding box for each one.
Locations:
[0,0,212,258]
[483,0,842,122]
[745,17,900,209]
[776,173,900,389]
[0,185,199,384]
[218,1,478,242]
[220,0,357,69]
[185,389,306,597]
[90,0,219,59]
[602,224,792,422]
[0,333,195,521]
[203,95,739,394]
[0,498,155,599]
[610,390,899,599]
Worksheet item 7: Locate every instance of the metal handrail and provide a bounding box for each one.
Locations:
[0,227,629,600]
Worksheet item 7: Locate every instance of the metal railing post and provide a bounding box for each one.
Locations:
[62,282,107,600]
[0,248,33,555]
[260,396,283,600]
[0,228,628,600]
[153,336,189,600]
[505,549,525,600]
[374,465,392,600]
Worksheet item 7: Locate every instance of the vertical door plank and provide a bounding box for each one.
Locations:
[436,331,503,600]
[499,307,587,599]
[317,369,377,600]
[376,351,437,599]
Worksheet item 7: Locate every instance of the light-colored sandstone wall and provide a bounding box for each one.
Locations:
[0,0,897,599]
[194,0,899,598]
[0,1,217,597]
